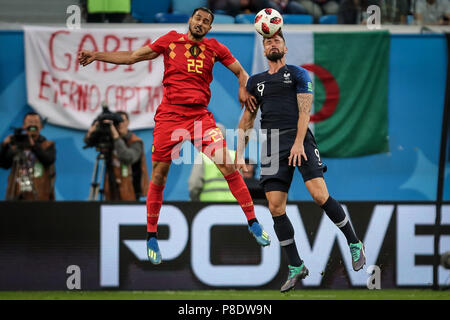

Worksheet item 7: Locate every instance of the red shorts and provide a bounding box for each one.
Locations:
[152,103,227,162]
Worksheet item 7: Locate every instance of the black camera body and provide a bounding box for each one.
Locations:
[10,128,31,150]
[84,105,123,151]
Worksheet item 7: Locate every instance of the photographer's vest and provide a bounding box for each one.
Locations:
[199,151,237,202]
[105,133,149,201]
[87,0,130,13]
[6,140,56,201]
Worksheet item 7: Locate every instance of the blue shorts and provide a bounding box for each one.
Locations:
[260,128,327,193]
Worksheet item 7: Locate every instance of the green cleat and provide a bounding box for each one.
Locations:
[349,241,366,271]
[280,263,309,293]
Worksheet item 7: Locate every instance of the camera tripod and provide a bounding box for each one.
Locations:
[88,150,120,201]
[88,152,107,201]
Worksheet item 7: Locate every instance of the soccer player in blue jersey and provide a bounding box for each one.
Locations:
[236,32,366,293]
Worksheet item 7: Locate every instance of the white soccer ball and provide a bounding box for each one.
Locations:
[254,8,283,38]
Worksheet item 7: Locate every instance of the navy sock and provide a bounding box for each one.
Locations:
[321,196,359,244]
[273,213,303,267]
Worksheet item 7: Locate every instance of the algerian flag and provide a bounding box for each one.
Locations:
[251,31,390,158]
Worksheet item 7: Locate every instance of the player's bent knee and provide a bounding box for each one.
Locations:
[151,172,167,185]
[151,164,170,185]
[268,203,286,216]
[312,192,328,206]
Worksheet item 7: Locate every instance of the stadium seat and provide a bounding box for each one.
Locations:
[235,14,256,24]
[131,0,170,23]
[154,12,190,23]
[213,14,235,24]
[282,14,314,24]
[172,0,207,15]
[319,14,337,24]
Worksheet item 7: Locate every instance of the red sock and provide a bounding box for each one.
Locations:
[224,170,256,222]
[146,182,165,233]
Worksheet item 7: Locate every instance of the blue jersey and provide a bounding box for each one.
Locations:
[246,64,313,130]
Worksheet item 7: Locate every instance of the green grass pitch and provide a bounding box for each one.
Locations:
[0,289,449,300]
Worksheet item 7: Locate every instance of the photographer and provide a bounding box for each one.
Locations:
[84,111,149,201]
[0,112,56,200]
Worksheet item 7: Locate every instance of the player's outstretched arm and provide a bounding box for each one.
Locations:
[226,61,257,111]
[78,45,159,67]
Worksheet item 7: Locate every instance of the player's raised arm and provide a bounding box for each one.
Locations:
[226,60,258,112]
[78,45,159,67]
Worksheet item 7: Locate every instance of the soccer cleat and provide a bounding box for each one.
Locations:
[280,264,309,293]
[248,222,271,247]
[349,241,366,271]
[147,237,162,265]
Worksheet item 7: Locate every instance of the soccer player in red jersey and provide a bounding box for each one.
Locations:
[79,7,270,264]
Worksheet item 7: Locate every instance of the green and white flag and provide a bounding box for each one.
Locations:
[251,31,390,158]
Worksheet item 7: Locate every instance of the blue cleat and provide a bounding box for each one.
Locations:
[248,222,271,247]
[147,237,162,265]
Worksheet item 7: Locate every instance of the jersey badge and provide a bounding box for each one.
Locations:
[257,81,266,96]
[283,71,292,84]
[189,44,202,58]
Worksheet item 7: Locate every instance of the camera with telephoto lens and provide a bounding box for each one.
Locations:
[83,104,123,151]
[10,127,32,150]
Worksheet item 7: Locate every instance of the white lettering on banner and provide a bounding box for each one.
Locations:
[24,26,184,130]
[286,205,393,286]
[100,205,188,287]
[191,205,280,286]
[286,205,341,286]
[397,205,435,286]
[344,205,394,286]
[98,204,448,288]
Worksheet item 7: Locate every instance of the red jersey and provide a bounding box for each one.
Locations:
[148,30,236,107]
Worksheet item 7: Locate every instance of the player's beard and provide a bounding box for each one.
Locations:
[266,50,285,62]
[189,25,207,40]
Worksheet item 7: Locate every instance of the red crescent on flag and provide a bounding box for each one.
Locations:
[301,64,339,123]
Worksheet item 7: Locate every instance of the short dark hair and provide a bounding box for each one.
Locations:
[262,30,285,45]
[116,111,129,121]
[24,111,42,123]
[192,7,214,24]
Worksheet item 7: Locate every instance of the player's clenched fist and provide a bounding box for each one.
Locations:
[78,50,96,67]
